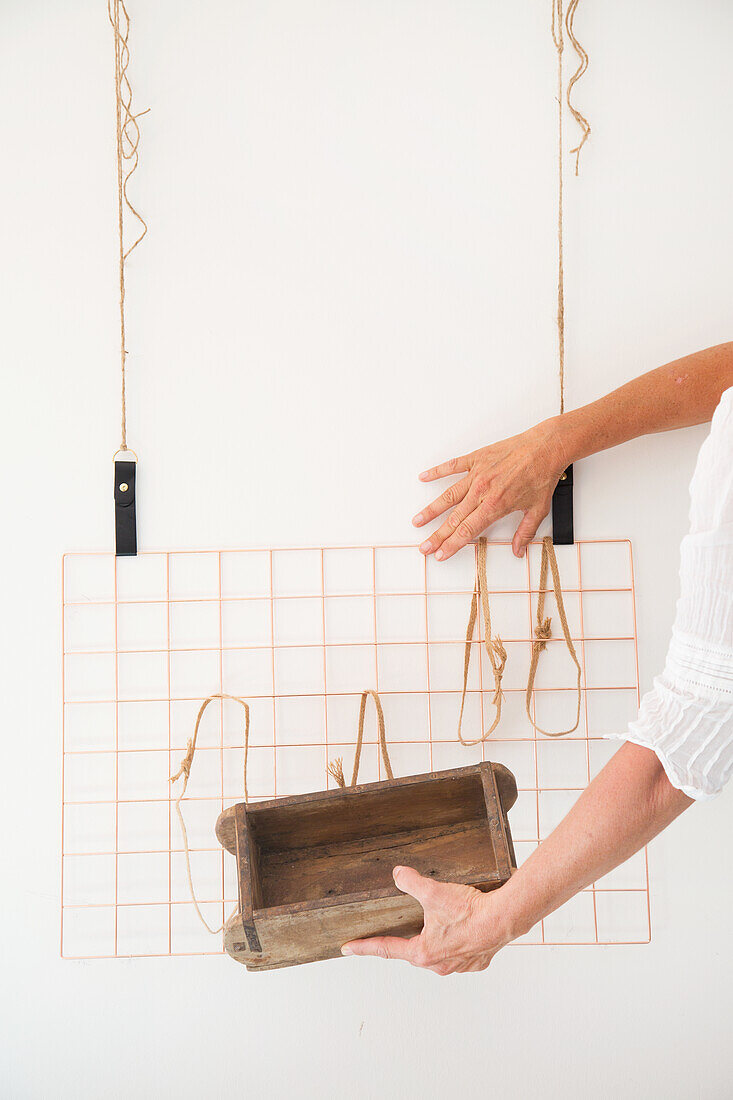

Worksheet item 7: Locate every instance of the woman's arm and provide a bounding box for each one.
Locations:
[342,743,692,974]
[414,341,733,561]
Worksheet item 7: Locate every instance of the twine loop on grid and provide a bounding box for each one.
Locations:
[458,537,581,740]
[170,693,251,936]
[525,537,582,737]
[457,538,507,745]
[328,689,394,788]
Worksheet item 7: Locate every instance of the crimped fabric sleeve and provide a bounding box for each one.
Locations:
[607,387,733,799]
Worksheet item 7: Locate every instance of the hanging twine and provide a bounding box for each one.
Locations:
[456,538,508,746]
[552,0,590,414]
[108,0,148,453]
[328,689,394,788]
[565,0,591,176]
[525,536,582,736]
[170,693,251,935]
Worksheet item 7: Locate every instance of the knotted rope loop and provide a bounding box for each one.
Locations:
[169,693,251,935]
[525,537,582,737]
[457,538,506,745]
[328,689,394,788]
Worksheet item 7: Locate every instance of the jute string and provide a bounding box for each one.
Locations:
[525,536,582,736]
[457,538,508,745]
[169,694,251,935]
[328,690,394,788]
[552,0,590,413]
[108,0,148,452]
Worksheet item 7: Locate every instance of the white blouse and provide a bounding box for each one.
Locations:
[613,385,733,799]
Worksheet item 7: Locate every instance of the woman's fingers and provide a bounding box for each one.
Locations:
[420,496,502,560]
[511,503,551,558]
[417,490,482,556]
[418,454,471,483]
[341,935,417,962]
[412,476,471,528]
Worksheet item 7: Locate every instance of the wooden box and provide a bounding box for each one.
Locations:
[216,762,517,971]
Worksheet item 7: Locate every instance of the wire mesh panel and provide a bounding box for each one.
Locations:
[61,540,648,958]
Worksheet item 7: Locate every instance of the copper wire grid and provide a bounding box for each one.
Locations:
[61,540,649,958]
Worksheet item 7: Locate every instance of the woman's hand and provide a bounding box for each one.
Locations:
[340,866,514,975]
[413,418,568,560]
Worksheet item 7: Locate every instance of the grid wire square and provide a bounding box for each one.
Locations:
[63,854,116,906]
[171,902,227,955]
[64,603,116,653]
[274,646,324,696]
[117,601,168,652]
[62,905,116,958]
[223,695,273,747]
[118,651,169,702]
[117,903,170,957]
[274,596,324,646]
[63,803,117,855]
[528,541,580,591]
[584,639,638,689]
[221,598,272,647]
[170,798,223,851]
[222,647,274,698]
[64,554,115,604]
[595,888,650,943]
[543,891,597,944]
[168,552,220,600]
[64,652,116,703]
[64,752,116,803]
[586,689,639,737]
[169,649,221,702]
[531,688,587,738]
[323,548,374,594]
[118,750,171,802]
[220,550,271,598]
[117,800,170,854]
[581,590,636,639]
[276,745,328,796]
[169,600,220,650]
[376,594,426,643]
[380,692,430,743]
[377,642,427,693]
[325,644,375,696]
[425,547,477,593]
[272,549,322,597]
[118,700,169,751]
[580,541,632,590]
[115,554,167,602]
[117,852,170,905]
[536,737,589,789]
[324,594,374,644]
[274,694,325,745]
[171,850,223,904]
[375,547,425,593]
[64,702,116,753]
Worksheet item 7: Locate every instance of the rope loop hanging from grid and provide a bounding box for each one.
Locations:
[525,536,582,736]
[170,693,251,935]
[328,689,394,788]
[457,538,507,745]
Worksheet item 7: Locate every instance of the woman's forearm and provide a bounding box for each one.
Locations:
[495,742,692,941]
[416,341,733,560]
[551,342,733,470]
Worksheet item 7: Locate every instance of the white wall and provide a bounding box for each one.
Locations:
[2,1,732,1096]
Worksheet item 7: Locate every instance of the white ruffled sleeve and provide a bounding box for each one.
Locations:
[609,386,733,799]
